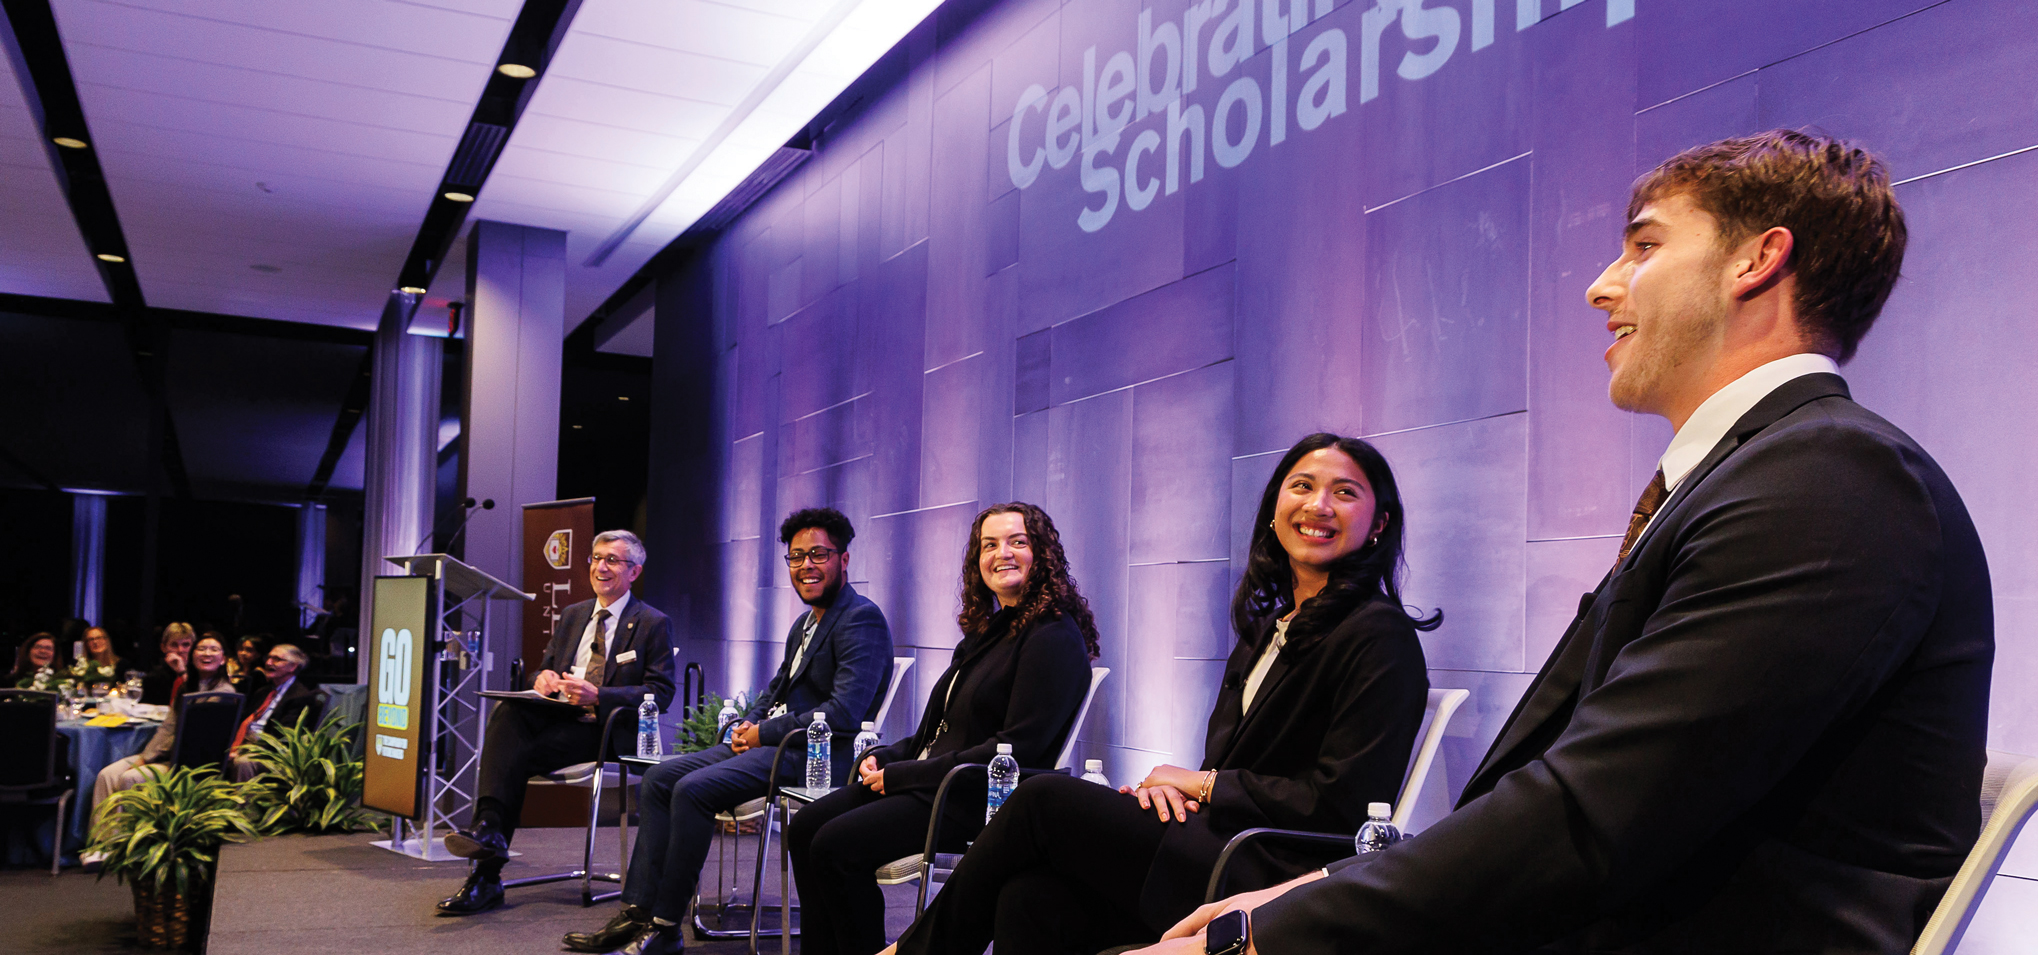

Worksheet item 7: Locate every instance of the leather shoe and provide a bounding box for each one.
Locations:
[444,819,509,860]
[435,869,505,916]
[562,904,650,952]
[611,922,683,955]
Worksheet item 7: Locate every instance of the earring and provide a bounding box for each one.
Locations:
[1268,520,1274,529]
[1368,536,1379,546]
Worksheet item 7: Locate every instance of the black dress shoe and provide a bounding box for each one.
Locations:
[563,904,650,952]
[444,819,509,860]
[435,869,505,916]
[611,922,682,955]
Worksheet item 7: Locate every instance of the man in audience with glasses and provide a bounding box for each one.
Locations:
[561,508,896,955]
[437,529,676,916]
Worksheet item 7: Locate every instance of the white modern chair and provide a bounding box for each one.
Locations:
[1199,686,1472,903]
[875,665,1113,915]
[694,656,916,939]
[1910,748,2038,955]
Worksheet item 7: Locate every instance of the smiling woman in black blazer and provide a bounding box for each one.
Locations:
[884,433,1435,955]
[786,502,1098,955]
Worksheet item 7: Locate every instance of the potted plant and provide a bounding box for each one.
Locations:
[239,713,378,834]
[87,766,257,949]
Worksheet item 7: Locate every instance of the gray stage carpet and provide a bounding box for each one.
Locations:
[207,827,925,954]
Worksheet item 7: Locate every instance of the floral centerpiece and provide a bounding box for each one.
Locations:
[68,656,122,692]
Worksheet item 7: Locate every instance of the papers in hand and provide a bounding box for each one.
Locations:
[480,689,583,709]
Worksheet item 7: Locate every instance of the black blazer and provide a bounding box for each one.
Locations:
[1253,374,1994,954]
[868,610,1090,818]
[739,583,895,760]
[1136,597,1429,930]
[534,594,677,726]
[249,676,324,738]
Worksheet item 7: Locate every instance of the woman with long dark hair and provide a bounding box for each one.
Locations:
[92,633,241,810]
[884,433,1435,955]
[10,633,62,688]
[785,502,1098,955]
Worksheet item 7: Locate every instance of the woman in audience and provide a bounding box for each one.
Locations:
[10,633,62,688]
[786,502,1098,955]
[885,433,1436,955]
[75,627,125,690]
[92,633,240,809]
[231,635,266,694]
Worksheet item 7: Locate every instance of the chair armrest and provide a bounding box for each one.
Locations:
[1203,827,1354,904]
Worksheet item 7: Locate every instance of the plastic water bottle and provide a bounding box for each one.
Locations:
[1354,802,1402,853]
[1080,759,1110,787]
[852,721,881,763]
[986,743,1019,823]
[717,698,738,743]
[806,712,832,790]
[637,694,662,758]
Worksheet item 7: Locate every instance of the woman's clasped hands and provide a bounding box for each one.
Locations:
[1125,764,1214,822]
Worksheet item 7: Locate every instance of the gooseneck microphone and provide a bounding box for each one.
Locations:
[413,498,495,555]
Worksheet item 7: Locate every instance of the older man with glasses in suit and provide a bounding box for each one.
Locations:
[437,529,677,917]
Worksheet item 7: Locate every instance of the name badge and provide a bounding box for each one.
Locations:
[614,649,637,664]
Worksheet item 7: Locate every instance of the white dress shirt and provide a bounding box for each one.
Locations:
[571,591,631,679]
[1640,353,1841,536]
[768,610,822,719]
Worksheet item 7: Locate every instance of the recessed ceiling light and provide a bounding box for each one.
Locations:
[617,396,630,401]
[572,424,583,429]
[398,286,428,295]
[95,253,125,263]
[53,137,88,149]
[497,63,537,79]
[443,191,475,203]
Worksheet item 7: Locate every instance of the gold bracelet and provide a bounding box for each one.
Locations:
[1199,770,1216,803]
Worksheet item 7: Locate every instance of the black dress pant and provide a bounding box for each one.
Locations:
[785,783,980,955]
[473,700,601,844]
[894,772,1170,955]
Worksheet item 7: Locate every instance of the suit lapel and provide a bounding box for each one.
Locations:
[786,584,856,688]
[600,599,646,686]
[1466,373,1852,794]
[1206,618,1275,767]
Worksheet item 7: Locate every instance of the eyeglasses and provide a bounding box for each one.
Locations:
[589,554,637,568]
[784,547,839,566]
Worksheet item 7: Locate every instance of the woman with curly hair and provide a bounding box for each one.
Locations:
[882,433,1435,955]
[787,502,1098,955]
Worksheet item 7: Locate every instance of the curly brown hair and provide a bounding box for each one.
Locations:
[956,503,1101,659]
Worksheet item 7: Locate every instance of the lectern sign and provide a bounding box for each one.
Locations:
[364,575,433,818]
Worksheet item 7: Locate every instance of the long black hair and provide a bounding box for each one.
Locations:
[1230,433,1442,647]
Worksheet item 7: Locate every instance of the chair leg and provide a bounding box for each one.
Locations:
[618,766,631,893]
[583,769,604,906]
[52,791,71,877]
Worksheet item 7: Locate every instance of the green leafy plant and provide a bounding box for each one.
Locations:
[87,765,257,897]
[675,690,752,753]
[239,713,379,834]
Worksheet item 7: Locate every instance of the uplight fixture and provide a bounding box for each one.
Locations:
[53,137,88,149]
[497,63,536,79]
[95,253,125,263]
[444,191,475,203]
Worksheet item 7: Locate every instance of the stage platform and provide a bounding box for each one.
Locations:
[207,827,925,954]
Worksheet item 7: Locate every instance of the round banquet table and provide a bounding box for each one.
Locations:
[2,718,157,868]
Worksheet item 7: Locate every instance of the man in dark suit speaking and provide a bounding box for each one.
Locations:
[437,529,676,916]
[560,507,895,955]
[1151,132,1995,954]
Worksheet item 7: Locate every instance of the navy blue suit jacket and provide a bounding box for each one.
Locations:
[741,582,895,757]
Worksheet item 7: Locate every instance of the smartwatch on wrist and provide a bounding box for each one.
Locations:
[1205,909,1250,955]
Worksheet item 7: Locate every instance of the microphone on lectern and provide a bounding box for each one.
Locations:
[413,498,495,555]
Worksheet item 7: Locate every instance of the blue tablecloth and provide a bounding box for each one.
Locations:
[2,719,156,868]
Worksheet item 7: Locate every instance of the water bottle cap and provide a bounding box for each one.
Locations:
[644,693,655,700]
[1085,759,1102,772]
[995,743,1013,754]
[814,711,828,722]
[1368,802,1392,819]
[861,721,875,730]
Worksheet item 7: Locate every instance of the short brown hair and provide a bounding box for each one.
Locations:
[1630,130,1906,362]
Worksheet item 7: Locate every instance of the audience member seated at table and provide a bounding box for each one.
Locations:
[561,508,896,955]
[75,626,125,690]
[230,634,266,694]
[92,633,239,808]
[786,502,1098,955]
[886,434,1435,955]
[224,643,322,782]
[10,632,63,689]
[139,622,198,704]
[435,530,675,917]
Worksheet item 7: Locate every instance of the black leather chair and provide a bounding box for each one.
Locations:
[0,690,77,875]
[168,691,246,771]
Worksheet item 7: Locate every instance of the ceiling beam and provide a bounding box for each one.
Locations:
[304,350,373,502]
[0,292,375,347]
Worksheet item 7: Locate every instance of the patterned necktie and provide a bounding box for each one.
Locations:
[1612,469,1669,575]
[582,609,611,718]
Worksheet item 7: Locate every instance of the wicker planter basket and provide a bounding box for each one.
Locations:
[133,877,211,950]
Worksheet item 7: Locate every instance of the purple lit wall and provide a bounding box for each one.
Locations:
[646,1,2037,930]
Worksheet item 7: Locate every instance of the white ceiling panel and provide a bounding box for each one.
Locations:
[52,0,517,327]
[0,54,108,302]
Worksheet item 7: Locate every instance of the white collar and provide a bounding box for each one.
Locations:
[1658,353,1841,491]
[594,591,631,622]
